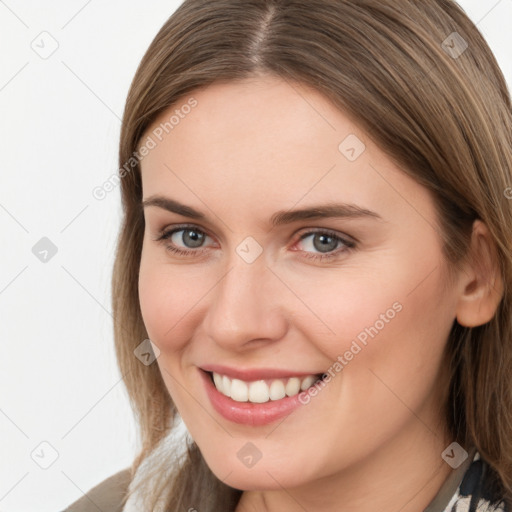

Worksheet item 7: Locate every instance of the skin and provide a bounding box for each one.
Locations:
[137,75,503,512]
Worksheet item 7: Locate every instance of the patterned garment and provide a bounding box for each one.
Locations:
[432,449,509,512]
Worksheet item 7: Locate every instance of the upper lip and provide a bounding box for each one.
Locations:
[200,364,323,381]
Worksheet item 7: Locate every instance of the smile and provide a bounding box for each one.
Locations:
[200,367,327,426]
[211,372,322,403]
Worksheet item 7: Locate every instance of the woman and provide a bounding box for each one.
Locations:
[65,0,512,510]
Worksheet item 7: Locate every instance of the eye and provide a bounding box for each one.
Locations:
[294,229,356,261]
[153,225,214,256]
[153,224,356,261]
[170,228,207,248]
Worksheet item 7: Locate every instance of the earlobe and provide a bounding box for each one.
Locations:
[455,220,504,328]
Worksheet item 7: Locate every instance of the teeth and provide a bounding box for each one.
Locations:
[222,375,231,397]
[269,380,286,400]
[230,379,248,402]
[249,380,269,403]
[285,377,301,397]
[213,372,223,390]
[211,372,320,403]
[300,376,316,391]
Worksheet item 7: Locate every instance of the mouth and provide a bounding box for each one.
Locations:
[199,366,328,425]
[208,371,324,404]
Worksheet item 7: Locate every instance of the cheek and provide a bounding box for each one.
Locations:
[331,266,454,428]
[280,266,410,360]
[138,251,203,350]
[285,250,454,377]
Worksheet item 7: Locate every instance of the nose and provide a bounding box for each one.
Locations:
[202,254,288,351]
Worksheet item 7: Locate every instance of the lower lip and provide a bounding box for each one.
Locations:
[200,370,309,426]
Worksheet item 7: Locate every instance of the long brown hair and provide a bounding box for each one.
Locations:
[112,1,512,509]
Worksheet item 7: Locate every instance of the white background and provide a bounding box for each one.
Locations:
[0,1,510,511]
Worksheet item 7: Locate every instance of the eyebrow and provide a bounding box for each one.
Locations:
[141,195,383,227]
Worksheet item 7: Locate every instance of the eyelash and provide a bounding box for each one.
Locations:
[153,224,356,262]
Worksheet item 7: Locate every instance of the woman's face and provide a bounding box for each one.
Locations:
[138,75,459,491]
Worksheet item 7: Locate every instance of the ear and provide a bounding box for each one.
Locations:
[455,219,504,327]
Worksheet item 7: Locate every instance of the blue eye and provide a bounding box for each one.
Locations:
[154,225,356,261]
[170,228,207,248]
[155,226,212,256]
[295,230,355,261]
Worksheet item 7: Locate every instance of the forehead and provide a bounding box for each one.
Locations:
[142,75,347,166]
[138,76,435,230]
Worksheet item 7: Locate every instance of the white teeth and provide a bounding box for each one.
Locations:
[213,372,223,391]
[230,379,248,402]
[285,377,301,397]
[211,372,319,403]
[222,375,231,397]
[248,381,269,403]
[300,376,317,391]
[269,380,286,400]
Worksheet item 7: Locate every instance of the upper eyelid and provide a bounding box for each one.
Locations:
[157,224,215,242]
[157,224,355,248]
[297,227,355,242]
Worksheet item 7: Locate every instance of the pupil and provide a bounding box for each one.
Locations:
[313,234,337,253]
[184,230,204,248]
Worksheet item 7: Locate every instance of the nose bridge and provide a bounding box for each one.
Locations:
[203,248,287,347]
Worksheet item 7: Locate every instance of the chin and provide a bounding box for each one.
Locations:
[216,467,297,492]
[199,449,317,492]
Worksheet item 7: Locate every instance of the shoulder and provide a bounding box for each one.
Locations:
[63,467,132,512]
